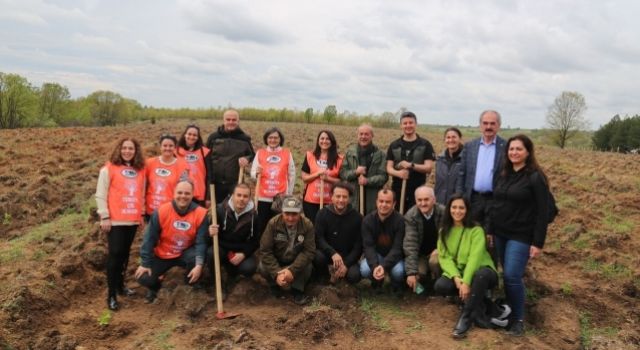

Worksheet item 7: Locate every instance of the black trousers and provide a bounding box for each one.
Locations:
[107,225,138,297]
[434,267,501,319]
[206,246,258,278]
[213,181,235,204]
[313,250,361,284]
[303,202,320,224]
[256,200,276,234]
[137,246,198,292]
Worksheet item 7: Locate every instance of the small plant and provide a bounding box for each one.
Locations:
[97,310,112,326]
[404,321,423,334]
[359,297,390,331]
[579,312,592,349]
[560,282,573,296]
[2,212,11,225]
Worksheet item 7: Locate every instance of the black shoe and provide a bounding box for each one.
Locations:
[108,296,119,311]
[270,286,284,299]
[506,320,525,337]
[144,290,157,304]
[117,287,136,297]
[452,311,472,339]
[292,290,310,305]
[473,315,494,329]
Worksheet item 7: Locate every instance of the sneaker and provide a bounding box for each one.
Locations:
[144,290,157,304]
[490,317,509,328]
[496,304,511,320]
[506,320,525,337]
[117,287,136,297]
[292,290,310,305]
[107,296,119,311]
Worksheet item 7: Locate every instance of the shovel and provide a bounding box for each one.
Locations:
[399,178,407,214]
[359,184,365,215]
[254,174,260,213]
[319,177,324,209]
[210,184,240,320]
[237,166,244,184]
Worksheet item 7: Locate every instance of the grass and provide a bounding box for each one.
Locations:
[582,258,632,280]
[579,311,620,349]
[155,320,176,350]
[359,297,391,331]
[560,282,573,296]
[602,213,633,235]
[97,310,112,326]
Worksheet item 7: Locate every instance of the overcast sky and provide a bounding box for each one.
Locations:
[1,0,638,128]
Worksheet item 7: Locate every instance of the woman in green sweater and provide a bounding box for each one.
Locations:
[435,193,508,338]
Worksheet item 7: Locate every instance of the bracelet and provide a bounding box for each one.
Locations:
[101,217,110,221]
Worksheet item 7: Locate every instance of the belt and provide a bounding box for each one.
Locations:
[472,191,493,197]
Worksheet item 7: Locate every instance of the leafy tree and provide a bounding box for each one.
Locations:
[38,82,70,125]
[323,105,337,124]
[0,72,38,129]
[593,114,640,152]
[304,107,313,123]
[546,91,589,149]
[86,90,139,126]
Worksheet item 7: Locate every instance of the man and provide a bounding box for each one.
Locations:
[456,110,506,233]
[339,124,388,214]
[386,111,435,214]
[258,196,315,305]
[135,180,209,303]
[206,109,255,203]
[360,188,406,294]
[403,186,445,293]
[313,182,362,284]
[208,183,260,291]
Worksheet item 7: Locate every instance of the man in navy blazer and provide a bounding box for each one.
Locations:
[456,110,506,235]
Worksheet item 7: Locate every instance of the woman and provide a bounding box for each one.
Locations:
[435,194,507,338]
[301,130,343,222]
[250,127,295,231]
[434,127,463,205]
[95,137,146,310]
[145,134,189,218]
[490,134,550,336]
[177,124,210,207]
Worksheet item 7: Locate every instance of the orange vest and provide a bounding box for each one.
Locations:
[153,202,208,259]
[177,146,210,201]
[257,148,290,198]
[145,157,189,215]
[303,151,343,204]
[106,162,145,222]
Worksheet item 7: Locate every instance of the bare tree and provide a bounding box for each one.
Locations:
[546,91,589,149]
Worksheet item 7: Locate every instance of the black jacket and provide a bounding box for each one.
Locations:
[213,199,260,256]
[314,204,363,267]
[362,210,405,271]
[205,126,255,184]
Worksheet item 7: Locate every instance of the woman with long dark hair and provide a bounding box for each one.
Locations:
[435,193,508,338]
[434,127,464,205]
[250,127,295,230]
[300,130,343,222]
[95,137,146,310]
[177,124,210,207]
[490,134,550,336]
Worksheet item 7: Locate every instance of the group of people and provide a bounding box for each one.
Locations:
[95,109,552,339]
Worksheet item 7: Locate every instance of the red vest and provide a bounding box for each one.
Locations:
[257,148,290,198]
[177,146,210,201]
[303,151,343,204]
[145,157,189,215]
[153,202,208,259]
[106,162,145,222]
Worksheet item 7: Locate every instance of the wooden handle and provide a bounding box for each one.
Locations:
[237,166,244,184]
[359,185,365,215]
[319,177,324,208]
[209,184,223,314]
[400,179,407,214]
[254,174,260,212]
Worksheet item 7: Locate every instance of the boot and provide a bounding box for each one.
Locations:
[117,286,136,297]
[452,310,472,339]
[107,295,119,311]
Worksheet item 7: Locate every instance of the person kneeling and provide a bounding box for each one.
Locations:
[258,196,315,305]
[135,180,209,303]
[434,194,507,339]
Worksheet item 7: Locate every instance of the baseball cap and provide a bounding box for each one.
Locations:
[281,196,302,213]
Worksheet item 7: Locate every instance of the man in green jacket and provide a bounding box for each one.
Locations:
[339,124,388,214]
[258,196,315,305]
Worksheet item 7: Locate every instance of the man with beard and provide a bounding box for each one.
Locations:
[206,109,255,203]
[313,182,363,284]
[340,124,388,214]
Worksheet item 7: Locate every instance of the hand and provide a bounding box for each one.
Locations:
[255,165,263,176]
[530,246,542,258]
[334,264,347,279]
[373,265,385,281]
[331,253,344,270]
[238,158,249,167]
[406,275,418,291]
[357,175,368,186]
[187,265,203,284]
[315,169,327,179]
[459,283,471,301]
[276,269,294,286]
[134,266,152,280]
[138,220,145,233]
[100,219,111,233]
[209,224,219,237]
[205,200,211,209]
[356,166,367,176]
[398,160,412,170]
[398,169,409,180]
[229,252,245,266]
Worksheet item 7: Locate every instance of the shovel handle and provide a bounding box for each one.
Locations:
[210,184,224,314]
[400,178,407,214]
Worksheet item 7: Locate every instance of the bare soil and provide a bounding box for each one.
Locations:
[0,120,638,349]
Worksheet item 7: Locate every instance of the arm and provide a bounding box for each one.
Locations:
[250,149,260,179]
[437,232,461,280]
[139,212,161,267]
[361,217,379,269]
[257,220,281,278]
[194,215,210,266]
[365,151,389,187]
[531,171,550,249]
[339,150,358,182]
[456,145,468,196]
[314,210,336,258]
[412,159,433,175]
[95,166,110,219]
[386,159,407,179]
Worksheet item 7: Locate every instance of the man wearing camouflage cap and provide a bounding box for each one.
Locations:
[258,196,315,305]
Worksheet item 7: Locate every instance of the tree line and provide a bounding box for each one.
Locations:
[0,72,399,129]
[592,114,640,153]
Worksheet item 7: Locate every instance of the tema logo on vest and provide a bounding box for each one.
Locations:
[266,155,282,163]
[173,220,192,231]
[185,154,199,162]
[121,169,138,178]
[155,168,172,177]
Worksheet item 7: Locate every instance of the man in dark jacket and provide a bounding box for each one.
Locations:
[208,183,260,287]
[403,186,444,293]
[360,188,406,293]
[313,182,362,284]
[135,180,209,304]
[258,196,315,305]
[206,109,255,203]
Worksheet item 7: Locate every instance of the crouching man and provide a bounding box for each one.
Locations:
[258,196,315,305]
[135,180,209,303]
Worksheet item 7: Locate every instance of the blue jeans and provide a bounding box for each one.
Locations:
[494,235,530,321]
[360,254,405,287]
